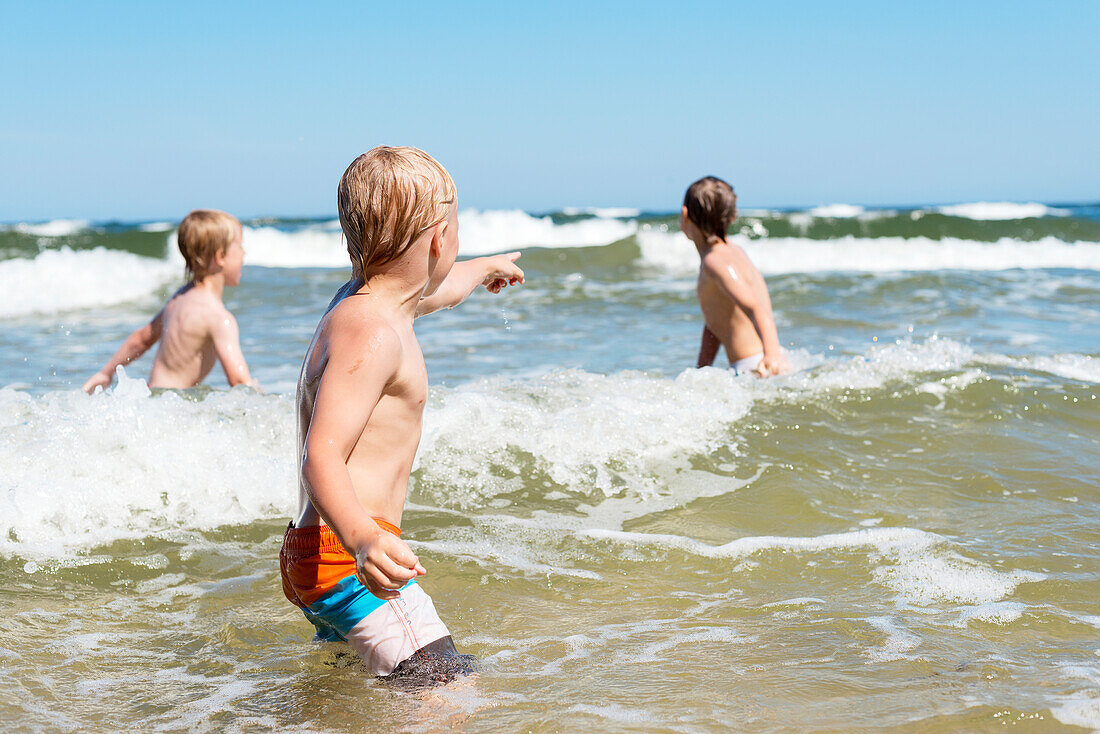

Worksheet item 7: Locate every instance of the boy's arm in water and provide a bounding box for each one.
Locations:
[299,318,426,600]
[415,252,525,317]
[210,308,257,388]
[81,308,166,393]
[702,251,788,376]
[697,325,721,368]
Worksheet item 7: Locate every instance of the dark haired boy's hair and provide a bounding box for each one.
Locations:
[683,176,738,243]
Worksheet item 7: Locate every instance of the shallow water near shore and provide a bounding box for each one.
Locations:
[1,205,1098,732]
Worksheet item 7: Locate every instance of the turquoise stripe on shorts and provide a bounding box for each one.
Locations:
[303,575,417,640]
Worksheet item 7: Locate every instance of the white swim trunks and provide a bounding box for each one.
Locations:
[730,352,764,375]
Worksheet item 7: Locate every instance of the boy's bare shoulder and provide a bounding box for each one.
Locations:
[324,298,404,366]
[701,243,755,277]
[162,286,231,329]
[700,245,737,275]
[190,291,236,330]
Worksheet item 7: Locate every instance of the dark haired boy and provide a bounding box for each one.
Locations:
[681,176,788,376]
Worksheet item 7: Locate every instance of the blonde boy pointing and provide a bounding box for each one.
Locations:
[280,147,522,686]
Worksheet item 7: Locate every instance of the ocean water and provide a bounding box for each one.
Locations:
[1,202,1098,732]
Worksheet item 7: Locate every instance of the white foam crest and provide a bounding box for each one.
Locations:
[807,204,865,218]
[1025,353,1100,384]
[413,338,979,506]
[566,703,654,724]
[560,207,641,218]
[1051,694,1100,731]
[0,247,178,317]
[411,534,602,580]
[416,368,754,504]
[6,219,90,237]
[954,601,1028,627]
[239,223,349,268]
[865,617,921,661]
[615,626,749,666]
[936,201,1068,220]
[1051,664,1100,730]
[0,370,296,559]
[635,227,1100,274]
[138,221,174,232]
[1,337,984,558]
[458,209,637,255]
[581,525,937,559]
[235,209,638,268]
[778,337,975,393]
[584,525,1044,605]
[873,550,1044,606]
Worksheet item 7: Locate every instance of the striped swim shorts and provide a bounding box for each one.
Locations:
[279,519,454,677]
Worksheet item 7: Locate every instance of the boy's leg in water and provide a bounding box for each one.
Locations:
[382,635,479,692]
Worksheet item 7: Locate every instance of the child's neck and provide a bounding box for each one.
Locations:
[691,234,729,257]
[192,272,226,300]
[353,266,426,320]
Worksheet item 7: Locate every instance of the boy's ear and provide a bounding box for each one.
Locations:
[429,220,448,257]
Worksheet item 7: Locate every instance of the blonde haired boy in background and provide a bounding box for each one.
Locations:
[280,146,523,687]
[82,209,255,392]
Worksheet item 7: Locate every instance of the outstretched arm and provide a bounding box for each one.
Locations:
[697,325,721,368]
[300,321,424,599]
[211,311,256,388]
[416,252,525,317]
[703,253,787,376]
[82,310,165,393]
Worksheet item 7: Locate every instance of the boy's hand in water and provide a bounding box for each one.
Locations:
[354,531,427,600]
[482,252,524,294]
[756,352,790,377]
[82,371,112,394]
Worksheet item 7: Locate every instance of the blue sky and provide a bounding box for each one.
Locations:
[2,1,1097,221]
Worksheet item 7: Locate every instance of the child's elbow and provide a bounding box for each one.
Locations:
[300,450,322,490]
[301,444,338,485]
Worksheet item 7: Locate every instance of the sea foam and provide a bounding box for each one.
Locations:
[5,219,90,237]
[935,201,1069,220]
[0,247,178,317]
[1,337,991,559]
[560,207,641,218]
[635,227,1100,274]
[582,525,1044,606]
[0,371,295,558]
[807,204,866,218]
[237,209,638,268]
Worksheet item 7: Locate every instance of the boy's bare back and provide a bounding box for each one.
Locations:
[696,242,773,364]
[147,285,250,389]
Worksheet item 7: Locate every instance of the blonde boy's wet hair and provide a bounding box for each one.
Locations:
[338,146,457,277]
[177,209,241,282]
